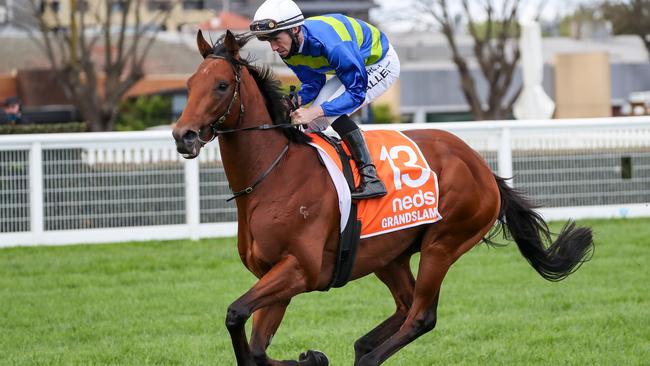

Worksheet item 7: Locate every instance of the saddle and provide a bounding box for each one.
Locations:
[308,130,444,289]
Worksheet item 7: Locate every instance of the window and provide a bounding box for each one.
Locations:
[110,0,126,12]
[147,0,172,11]
[182,0,205,11]
[77,0,89,13]
[172,94,188,120]
[400,113,415,124]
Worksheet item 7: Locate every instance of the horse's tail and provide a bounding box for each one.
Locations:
[495,175,594,281]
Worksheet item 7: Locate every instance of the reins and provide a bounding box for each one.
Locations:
[199,54,296,202]
[214,123,295,135]
[227,143,290,202]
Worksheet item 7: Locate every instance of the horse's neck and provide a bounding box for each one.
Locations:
[218,76,287,194]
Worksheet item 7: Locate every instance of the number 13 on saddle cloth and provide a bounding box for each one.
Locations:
[308,130,443,238]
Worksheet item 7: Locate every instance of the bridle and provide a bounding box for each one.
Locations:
[195,53,296,201]
[197,54,296,142]
[197,54,245,145]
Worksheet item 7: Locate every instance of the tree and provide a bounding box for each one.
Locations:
[557,5,599,38]
[20,0,175,131]
[600,0,650,60]
[409,0,535,120]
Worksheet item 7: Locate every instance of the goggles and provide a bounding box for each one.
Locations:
[250,19,281,40]
[255,31,283,42]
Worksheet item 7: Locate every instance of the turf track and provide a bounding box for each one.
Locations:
[1,218,648,365]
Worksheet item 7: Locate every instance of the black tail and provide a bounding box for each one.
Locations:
[495,176,594,281]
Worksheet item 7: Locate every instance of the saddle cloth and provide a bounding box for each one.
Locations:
[308,130,442,238]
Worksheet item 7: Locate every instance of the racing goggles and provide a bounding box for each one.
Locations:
[250,19,281,41]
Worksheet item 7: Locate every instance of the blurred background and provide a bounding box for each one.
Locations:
[1,0,649,246]
[0,0,648,132]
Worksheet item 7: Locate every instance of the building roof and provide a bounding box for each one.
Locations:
[2,29,647,74]
[198,11,252,31]
[297,1,377,12]
[542,36,649,64]
[0,33,202,75]
[390,32,649,69]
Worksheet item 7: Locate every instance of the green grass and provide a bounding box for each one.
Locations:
[1,218,649,365]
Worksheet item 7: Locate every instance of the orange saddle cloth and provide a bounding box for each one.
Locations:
[308,130,443,238]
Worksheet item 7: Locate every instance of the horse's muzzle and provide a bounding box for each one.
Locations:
[174,130,201,159]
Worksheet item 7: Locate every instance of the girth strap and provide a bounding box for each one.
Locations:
[316,133,362,290]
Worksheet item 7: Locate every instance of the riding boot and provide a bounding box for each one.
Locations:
[341,129,387,199]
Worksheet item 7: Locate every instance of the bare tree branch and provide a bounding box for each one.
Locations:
[412,0,531,120]
[534,0,549,22]
[104,0,115,71]
[134,1,178,69]
[600,0,650,60]
[114,0,132,67]
[27,0,58,69]
[15,2,47,56]
[18,0,176,131]
[485,0,494,41]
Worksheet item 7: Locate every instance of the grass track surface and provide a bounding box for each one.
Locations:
[1,218,649,365]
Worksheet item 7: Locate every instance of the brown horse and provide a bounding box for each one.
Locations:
[172,31,593,366]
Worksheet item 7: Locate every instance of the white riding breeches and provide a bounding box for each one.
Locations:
[305,44,401,133]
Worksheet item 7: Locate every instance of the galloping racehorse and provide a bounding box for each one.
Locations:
[172,31,593,366]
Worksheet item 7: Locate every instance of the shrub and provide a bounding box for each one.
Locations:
[371,104,397,124]
[115,95,173,131]
[0,122,87,134]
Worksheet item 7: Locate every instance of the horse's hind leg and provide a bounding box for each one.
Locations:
[353,254,414,365]
[356,227,487,366]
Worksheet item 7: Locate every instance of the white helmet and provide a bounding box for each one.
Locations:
[249,0,304,38]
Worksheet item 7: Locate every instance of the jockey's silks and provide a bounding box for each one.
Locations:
[283,14,390,116]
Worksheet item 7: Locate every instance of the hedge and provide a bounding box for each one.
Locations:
[0,122,87,134]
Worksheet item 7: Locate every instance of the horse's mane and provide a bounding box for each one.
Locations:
[211,33,311,144]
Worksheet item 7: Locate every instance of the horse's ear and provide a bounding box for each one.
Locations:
[197,30,213,59]
[224,30,240,59]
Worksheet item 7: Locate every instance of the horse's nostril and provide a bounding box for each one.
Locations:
[183,130,198,144]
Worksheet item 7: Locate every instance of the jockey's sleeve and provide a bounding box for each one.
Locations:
[288,65,326,106]
[319,43,368,117]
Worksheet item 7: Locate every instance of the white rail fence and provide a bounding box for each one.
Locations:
[1,117,649,247]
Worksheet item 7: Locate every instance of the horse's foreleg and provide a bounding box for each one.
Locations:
[354,256,414,365]
[250,302,298,366]
[226,255,308,366]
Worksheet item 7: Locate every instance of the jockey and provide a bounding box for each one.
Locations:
[250,0,400,199]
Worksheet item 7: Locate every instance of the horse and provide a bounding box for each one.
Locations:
[172,31,594,366]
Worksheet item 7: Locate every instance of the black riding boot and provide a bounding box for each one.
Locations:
[341,129,387,199]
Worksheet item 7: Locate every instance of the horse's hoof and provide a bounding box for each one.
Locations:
[356,354,380,366]
[298,350,329,366]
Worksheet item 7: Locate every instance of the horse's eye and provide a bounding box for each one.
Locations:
[216,82,228,92]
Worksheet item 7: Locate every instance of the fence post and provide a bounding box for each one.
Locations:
[184,157,201,240]
[498,127,514,186]
[29,142,44,243]
[414,110,426,123]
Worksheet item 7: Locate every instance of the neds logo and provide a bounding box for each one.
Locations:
[392,189,437,212]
